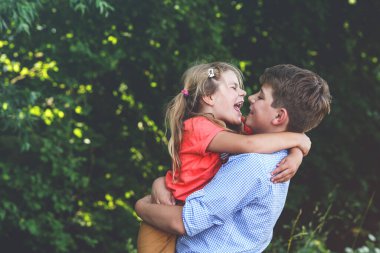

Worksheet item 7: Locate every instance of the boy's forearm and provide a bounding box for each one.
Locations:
[135,195,186,235]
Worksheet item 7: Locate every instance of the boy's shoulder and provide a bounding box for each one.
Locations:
[225,151,288,175]
[228,150,288,162]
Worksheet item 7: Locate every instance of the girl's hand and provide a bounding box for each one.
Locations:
[271,148,303,183]
[298,134,311,156]
[151,176,176,205]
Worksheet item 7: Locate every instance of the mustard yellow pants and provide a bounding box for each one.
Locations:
[137,222,177,253]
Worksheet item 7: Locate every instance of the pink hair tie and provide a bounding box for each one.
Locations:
[181,89,189,97]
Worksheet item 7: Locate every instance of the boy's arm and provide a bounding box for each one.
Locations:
[208,131,311,155]
[135,195,186,235]
[136,153,283,237]
[271,147,303,183]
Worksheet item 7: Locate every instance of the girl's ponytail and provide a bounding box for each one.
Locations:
[165,92,187,177]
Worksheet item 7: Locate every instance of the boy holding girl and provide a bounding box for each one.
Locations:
[135,64,331,252]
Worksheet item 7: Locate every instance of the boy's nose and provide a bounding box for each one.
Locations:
[248,95,255,103]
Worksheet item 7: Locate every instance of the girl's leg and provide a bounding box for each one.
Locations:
[137,221,177,253]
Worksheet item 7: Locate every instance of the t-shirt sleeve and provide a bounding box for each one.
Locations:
[186,117,225,156]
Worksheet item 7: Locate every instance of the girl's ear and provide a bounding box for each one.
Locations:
[202,95,215,106]
[271,108,289,126]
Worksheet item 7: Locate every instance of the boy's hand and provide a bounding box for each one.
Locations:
[135,195,152,218]
[151,176,176,205]
[138,194,153,204]
[298,134,311,156]
[271,148,303,183]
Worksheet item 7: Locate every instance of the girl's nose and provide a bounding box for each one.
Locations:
[240,89,247,96]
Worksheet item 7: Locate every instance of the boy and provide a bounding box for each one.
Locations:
[135,64,331,252]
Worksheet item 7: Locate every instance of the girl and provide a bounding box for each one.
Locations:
[137,62,309,253]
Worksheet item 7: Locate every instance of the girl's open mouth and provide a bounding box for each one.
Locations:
[234,101,244,112]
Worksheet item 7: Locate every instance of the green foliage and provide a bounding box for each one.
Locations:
[0,0,379,252]
[267,202,380,253]
[0,0,42,33]
[0,0,113,33]
[345,234,380,253]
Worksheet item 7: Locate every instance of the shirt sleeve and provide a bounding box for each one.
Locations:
[186,117,225,156]
[182,153,275,236]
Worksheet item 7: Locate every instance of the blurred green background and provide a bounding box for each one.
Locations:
[0,0,379,252]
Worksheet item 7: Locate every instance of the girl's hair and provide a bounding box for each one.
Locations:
[165,62,244,176]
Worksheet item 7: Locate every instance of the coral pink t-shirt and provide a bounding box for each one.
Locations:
[165,116,225,201]
[242,116,254,135]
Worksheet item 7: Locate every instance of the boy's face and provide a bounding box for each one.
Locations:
[245,84,280,134]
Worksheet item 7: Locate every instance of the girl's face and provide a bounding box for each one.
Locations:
[209,70,246,125]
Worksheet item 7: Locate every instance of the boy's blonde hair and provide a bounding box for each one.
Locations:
[166,62,244,176]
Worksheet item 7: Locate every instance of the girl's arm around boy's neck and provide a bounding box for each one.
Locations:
[207,131,311,155]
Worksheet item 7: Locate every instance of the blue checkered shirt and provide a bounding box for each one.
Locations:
[177,151,289,253]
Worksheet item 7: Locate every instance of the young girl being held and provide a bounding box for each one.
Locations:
[137,62,309,253]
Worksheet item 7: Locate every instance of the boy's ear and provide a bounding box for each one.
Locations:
[271,108,289,126]
[202,95,215,106]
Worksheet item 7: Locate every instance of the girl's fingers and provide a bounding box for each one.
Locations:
[271,170,294,183]
[271,163,288,175]
[277,158,286,166]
